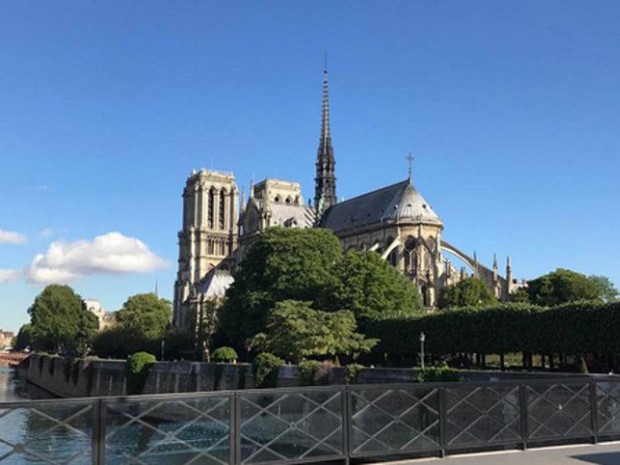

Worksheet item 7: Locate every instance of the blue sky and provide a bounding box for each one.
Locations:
[1,1,619,332]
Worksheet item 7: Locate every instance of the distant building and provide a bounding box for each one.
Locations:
[84,299,116,331]
[173,70,523,328]
[0,329,15,350]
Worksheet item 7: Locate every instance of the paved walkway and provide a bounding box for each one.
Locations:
[381,442,620,465]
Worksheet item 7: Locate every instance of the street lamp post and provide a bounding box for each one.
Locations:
[161,340,165,361]
[419,332,425,370]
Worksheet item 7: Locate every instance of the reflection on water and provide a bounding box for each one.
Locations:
[0,365,25,401]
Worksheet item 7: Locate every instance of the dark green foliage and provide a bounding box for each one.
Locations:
[28,285,98,355]
[331,250,422,318]
[125,352,156,395]
[13,324,32,351]
[416,365,460,383]
[509,288,530,303]
[220,228,343,346]
[219,228,421,352]
[298,360,322,386]
[437,277,498,309]
[364,301,620,363]
[252,352,284,388]
[345,363,365,384]
[527,268,604,306]
[297,360,335,386]
[578,357,589,374]
[247,300,378,363]
[212,346,238,363]
[92,326,193,360]
[116,293,171,339]
[588,275,619,303]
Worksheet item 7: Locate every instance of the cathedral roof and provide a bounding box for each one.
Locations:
[319,179,442,234]
[195,269,234,299]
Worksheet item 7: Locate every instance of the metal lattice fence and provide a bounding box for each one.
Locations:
[2,378,620,465]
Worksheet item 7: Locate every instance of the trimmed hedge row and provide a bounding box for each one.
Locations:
[363,301,620,360]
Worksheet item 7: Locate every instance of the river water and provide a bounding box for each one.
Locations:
[0,365,32,401]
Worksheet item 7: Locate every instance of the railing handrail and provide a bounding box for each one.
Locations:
[3,377,620,465]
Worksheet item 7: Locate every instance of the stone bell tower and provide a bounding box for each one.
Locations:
[173,170,238,327]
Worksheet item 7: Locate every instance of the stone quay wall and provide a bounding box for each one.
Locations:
[24,354,595,398]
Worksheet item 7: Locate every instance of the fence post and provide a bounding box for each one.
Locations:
[519,383,528,450]
[439,386,447,458]
[342,386,350,465]
[92,398,106,465]
[232,392,241,465]
[590,380,599,444]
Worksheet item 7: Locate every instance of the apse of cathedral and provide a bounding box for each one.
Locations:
[173,70,519,328]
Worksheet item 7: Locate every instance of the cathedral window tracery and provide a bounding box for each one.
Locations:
[208,188,215,229]
[219,189,226,229]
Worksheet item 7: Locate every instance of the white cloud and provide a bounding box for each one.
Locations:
[26,232,169,285]
[0,229,27,244]
[0,269,23,283]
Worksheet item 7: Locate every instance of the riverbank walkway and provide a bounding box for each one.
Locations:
[391,441,620,465]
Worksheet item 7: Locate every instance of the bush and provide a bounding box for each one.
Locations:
[416,365,460,383]
[297,360,335,386]
[578,357,589,374]
[345,363,365,384]
[252,353,284,388]
[212,346,238,363]
[298,360,321,386]
[125,352,156,395]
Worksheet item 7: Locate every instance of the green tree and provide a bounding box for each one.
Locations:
[331,250,422,318]
[13,324,32,351]
[587,275,619,303]
[247,300,378,363]
[116,293,171,339]
[527,268,601,306]
[219,228,343,345]
[437,277,498,309]
[28,284,98,354]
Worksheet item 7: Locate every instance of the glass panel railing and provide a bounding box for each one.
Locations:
[349,385,440,456]
[103,394,231,465]
[526,382,592,441]
[0,398,96,465]
[238,387,343,464]
[444,384,521,447]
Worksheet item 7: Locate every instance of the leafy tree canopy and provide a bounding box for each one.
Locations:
[526,268,615,306]
[219,228,423,348]
[331,250,422,318]
[13,324,32,351]
[219,228,343,345]
[437,277,498,309]
[587,275,619,303]
[247,300,378,363]
[28,284,98,355]
[115,293,171,340]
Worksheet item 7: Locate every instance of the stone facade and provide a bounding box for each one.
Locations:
[173,170,239,328]
[172,71,522,328]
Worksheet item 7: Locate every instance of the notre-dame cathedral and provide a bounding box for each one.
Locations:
[173,71,521,328]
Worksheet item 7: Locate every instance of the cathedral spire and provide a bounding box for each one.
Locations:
[314,68,337,216]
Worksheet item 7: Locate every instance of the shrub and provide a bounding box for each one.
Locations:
[345,363,365,384]
[416,364,460,383]
[125,352,156,395]
[252,353,283,388]
[578,357,589,374]
[298,360,321,386]
[212,346,238,363]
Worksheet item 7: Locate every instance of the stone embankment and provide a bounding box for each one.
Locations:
[24,354,591,398]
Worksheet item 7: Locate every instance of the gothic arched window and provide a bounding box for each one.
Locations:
[208,188,215,229]
[404,237,417,272]
[219,189,226,229]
